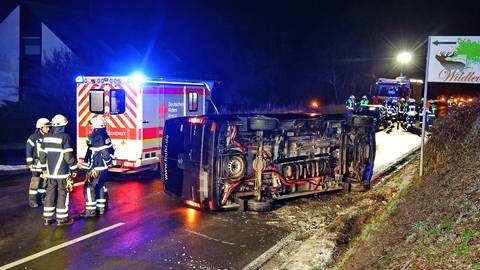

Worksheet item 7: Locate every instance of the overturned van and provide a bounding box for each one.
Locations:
[161,113,375,211]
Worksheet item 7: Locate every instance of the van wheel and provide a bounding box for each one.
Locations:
[248,116,278,131]
[247,198,274,212]
[224,151,247,181]
[352,116,373,127]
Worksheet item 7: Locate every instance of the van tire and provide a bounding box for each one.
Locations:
[248,116,278,131]
[247,198,274,212]
[224,151,247,181]
[352,116,373,127]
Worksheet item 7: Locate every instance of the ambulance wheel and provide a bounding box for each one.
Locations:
[150,162,160,171]
[247,198,274,212]
[248,116,278,131]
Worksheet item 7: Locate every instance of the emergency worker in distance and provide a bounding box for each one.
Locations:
[39,114,77,226]
[397,98,407,129]
[26,118,50,208]
[359,95,369,105]
[345,95,356,116]
[80,117,114,217]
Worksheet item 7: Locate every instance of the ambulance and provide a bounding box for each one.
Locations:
[75,74,218,172]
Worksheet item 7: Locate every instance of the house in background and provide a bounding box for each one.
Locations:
[0,4,74,107]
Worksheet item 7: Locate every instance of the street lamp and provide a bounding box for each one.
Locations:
[396,52,412,77]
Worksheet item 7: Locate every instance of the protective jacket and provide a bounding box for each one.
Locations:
[82,128,114,171]
[397,102,407,114]
[360,98,369,105]
[345,99,355,111]
[40,126,77,179]
[26,130,45,172]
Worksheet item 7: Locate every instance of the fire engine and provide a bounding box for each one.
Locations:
[75,74,218,172]
[374,77,424,104]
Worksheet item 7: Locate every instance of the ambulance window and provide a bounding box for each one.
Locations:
[89,90,105,114]
[110,89,125,114]
[188,91,198,112]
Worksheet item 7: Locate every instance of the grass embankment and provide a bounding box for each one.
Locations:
[337,103,480,269]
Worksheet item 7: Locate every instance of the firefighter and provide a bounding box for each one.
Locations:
[345,95,356,115]
[39,114,77,226]
[406,98,417,129]
[26,118,50,208]
[397,98,407,129]
[385,99,398,132]
[80,117,114,217]
[359,95,369,105]
[430,99,437,115]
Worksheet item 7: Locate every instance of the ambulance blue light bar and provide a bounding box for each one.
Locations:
[75,76,84,83]
[129,72,146,85]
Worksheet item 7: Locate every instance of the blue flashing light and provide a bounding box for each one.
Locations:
[130,72,146,85]
[75,75,84,83]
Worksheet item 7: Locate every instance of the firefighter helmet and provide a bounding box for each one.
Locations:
[51,114,68,126]
[35,118,50,128]
[400,98,405,102]
[430,99,435,104]
[362,95,367,99]
[349,95,355,100]
[89,117,106,128]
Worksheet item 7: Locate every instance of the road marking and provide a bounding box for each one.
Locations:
[185,229,235,245]
[243,232,296,270]
[0,222,125,270]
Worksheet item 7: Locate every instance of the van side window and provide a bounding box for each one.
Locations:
[110,89,126,114]
[188,91,198,112]
[90,89,105,114]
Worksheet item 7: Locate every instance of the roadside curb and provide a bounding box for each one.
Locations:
[244,144,422,269]
[242,232,296,270]
[371,145,421,183]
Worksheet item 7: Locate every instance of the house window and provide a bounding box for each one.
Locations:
[89,89,104,114]
[188,91,198,112]
[23,36,41,55]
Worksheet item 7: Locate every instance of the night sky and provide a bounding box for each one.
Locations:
[4,0,480,109]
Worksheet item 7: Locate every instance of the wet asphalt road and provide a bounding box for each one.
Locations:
[0,172,289,270]
[0,127,425,270]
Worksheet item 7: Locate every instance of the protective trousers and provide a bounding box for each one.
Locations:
[84,170,108,214]
[29,172,46,206]
[43,178,70,221]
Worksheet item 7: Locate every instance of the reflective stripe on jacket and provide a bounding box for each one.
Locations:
[39,126,77,179]
[83,128,114,171]
[26,130,44,171]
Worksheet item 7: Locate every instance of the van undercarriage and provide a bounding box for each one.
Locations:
[161,114,375,211]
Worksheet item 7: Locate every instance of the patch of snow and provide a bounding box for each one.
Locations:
[0,164,27,171]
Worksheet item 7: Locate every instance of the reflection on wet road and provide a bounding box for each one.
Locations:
[0,172,289,270]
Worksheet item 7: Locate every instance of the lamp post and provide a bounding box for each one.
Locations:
[396,52,412,77]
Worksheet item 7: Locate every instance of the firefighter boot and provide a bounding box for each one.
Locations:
[43,218,54,226]
[57,218,74,226]
[29,200,39,208]
[97,208,105,215]
[29,193,39,208]
[80,209,97,218]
